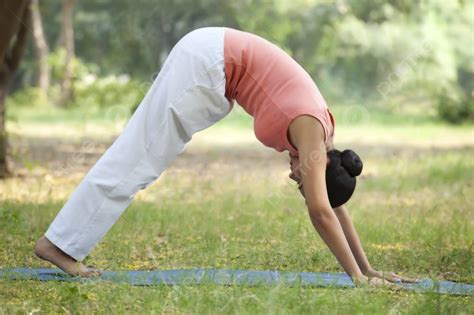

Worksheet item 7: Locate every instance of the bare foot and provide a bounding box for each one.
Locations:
[34,236,101,277]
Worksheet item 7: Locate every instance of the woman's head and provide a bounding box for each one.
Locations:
[325,149,363,208]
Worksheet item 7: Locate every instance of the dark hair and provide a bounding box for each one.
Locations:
[326,149,363,208]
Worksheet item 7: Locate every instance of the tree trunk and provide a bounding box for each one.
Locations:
[31,0,50,97]
[58,0,76,107]
[0,0,31,178]
[0,76,8,178]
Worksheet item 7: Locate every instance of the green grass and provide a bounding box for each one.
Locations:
[2,281,472,314]
[1,105,473,313]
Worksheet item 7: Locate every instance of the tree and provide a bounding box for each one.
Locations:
[0,0,31,178]
[58,0,76,107]
[31,0,50,97]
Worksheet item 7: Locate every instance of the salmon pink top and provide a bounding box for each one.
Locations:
[223,28,335,157]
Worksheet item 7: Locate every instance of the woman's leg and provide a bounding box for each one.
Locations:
[35,27,232,275]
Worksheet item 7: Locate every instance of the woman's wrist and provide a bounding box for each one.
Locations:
[364,268,382,279]
[361,265,373,275]
[351,273,368,285]
[349,270,365,280]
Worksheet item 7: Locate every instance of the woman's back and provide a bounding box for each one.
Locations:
[224,27,334,156]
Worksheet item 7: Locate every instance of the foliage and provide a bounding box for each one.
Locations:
[74,74,145,110]
[10,0,474,123]
[5,87,47,108]
[437,87,474,124]
[8,48,145,113]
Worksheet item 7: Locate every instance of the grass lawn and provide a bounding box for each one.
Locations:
[1,105,473,313]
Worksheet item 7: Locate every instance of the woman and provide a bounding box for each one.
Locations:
[35,27,416,286]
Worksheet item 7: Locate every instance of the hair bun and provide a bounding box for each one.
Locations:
[341,149,363,177]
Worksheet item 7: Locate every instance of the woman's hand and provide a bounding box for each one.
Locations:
[365,268,419,283]
[352,275,398,288]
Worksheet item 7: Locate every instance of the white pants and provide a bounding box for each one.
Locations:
[45,27,233,261]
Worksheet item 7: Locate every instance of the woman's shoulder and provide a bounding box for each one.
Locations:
[288,115,326,153]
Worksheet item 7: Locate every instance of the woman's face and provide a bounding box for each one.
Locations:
[289,154,302,184]
[288,137,334,196]
[288,154,305,197]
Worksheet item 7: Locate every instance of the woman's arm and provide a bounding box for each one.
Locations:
[288,115,364,280]
[333,205,371,274]
[334,205,419,283]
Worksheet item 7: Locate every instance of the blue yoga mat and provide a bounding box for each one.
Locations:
[1,268,473,296]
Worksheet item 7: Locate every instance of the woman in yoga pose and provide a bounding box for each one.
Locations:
[35,27,416,286]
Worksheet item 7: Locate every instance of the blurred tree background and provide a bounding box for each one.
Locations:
[8,0,474,121]
[2,0,473,176]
